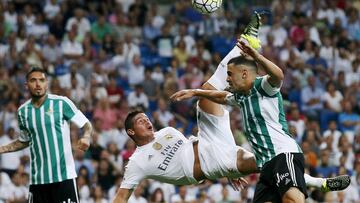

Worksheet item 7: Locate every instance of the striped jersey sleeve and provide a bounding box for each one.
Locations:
[17,103,30,142]
[259,75,282,97]
[62,96,89,128]
[224,93,239,106]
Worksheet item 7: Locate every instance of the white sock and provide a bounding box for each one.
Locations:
[304,173,325,188]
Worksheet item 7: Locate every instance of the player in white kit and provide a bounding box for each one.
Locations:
[112,106,255,203]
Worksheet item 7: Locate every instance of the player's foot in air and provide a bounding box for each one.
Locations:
[240,11,263,50]
[244,11,262,38]
[321,175,351,192]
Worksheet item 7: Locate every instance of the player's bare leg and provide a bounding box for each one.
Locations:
[282,187,305,203]
[200,82,257,174]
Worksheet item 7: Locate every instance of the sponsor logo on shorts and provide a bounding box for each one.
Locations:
[276,172,290,187]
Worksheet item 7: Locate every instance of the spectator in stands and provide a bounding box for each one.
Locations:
[306,45,328,75]
[27,13,49,39]
[173,39,189,68]
[65,8,90,37]
[149,188,165,203]
[89,185,108,203]
[171,185,196,203]
[174,23,195,54]
[320,81,343,131]
[128,54,145,86]
[44,0,60,20]
[128,184,147,203]
[77,175,91,202]
[336,134,355,171]
[345,60,360,87]
[316,148,337,178]
[61,30,83,65]
[154,24,173,58]
[288,105,306,141]
[42,34,62,63]
[333,48,352,77]
[106,76,124,105]
[91,15,112,45]
[301,75,323,119]
[339,101,360,137]
[127,84,149,110]
[0,127,28,177]
[302,141,318,170]
[93,98,118,131]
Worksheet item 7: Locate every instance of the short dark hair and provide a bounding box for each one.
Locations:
[124,110,144,131]
[227,56,257,71]
[26,67,47,80]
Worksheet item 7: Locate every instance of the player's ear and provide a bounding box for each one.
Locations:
[242,69,247,79]
[127,129,135,136]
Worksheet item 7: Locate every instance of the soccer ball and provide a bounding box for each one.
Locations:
[192,0,222,14]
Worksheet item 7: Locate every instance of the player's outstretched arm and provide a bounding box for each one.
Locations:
[0,139,29,153]
[237,39,284,87]
[170,89,229,104]
[77,121,93,151]
[113,188,133,203]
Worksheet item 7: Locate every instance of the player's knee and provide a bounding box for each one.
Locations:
[236,149,257,174]
[282,187,305,203]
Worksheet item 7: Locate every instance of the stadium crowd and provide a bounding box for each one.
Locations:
[0,0,359,202]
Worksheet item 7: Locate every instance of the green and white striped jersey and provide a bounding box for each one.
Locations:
[226,76,302,168]
[17,94,89,185]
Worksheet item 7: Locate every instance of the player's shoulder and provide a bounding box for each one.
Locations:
[157,127,181,136]
[124,155,139,170]
[18,99,31,111]
[127,148,141,162]
[48,94,69,101]
[48,94,76,105]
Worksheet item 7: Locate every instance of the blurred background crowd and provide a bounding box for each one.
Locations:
[0,0,359,202]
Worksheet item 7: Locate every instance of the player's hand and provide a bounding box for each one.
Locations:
[227,177,248,191]
[236,39,260,59]
[77,137,90,151]
[170,89,196,101]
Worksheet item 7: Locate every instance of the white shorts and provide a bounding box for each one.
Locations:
[207,45,242,90]
[196,104,243,179]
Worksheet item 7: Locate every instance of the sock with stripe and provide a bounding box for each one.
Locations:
[304,173,325,188]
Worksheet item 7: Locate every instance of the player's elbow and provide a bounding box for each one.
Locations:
[279,73,284,81]
[276,69,284,81]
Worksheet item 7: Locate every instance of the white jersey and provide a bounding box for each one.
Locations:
[120,127,198,189]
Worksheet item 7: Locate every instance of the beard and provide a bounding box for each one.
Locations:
[30,90,46,99]
[224,86,235,93]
